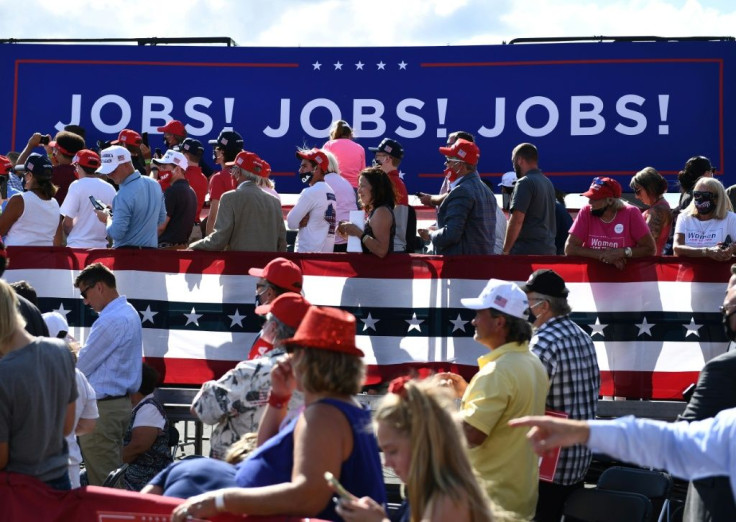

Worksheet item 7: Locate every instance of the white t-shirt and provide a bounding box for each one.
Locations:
[286,181,337,253]
[60,177,117,248]
[67,369,98,470]
[675,211,736,248]
[325,172,358,246]
[132,393,166,430]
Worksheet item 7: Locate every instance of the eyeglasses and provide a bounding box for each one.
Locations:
[444,159,463,165]
[693,191,716,200]
[79,284,93,299]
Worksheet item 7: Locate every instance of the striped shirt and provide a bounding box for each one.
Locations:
[531,315,600,485]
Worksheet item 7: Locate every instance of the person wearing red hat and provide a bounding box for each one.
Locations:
[170,306,386,522]
[188,292,310,461]
[286,148,337,252]
[156,120,187,149]
[566,176,656,269]
[112,129,148,176]
[17,130,85,205]
[60,149,117,248]
[189,150,286,252]
[0,154,12,200]
[418,138,497,255]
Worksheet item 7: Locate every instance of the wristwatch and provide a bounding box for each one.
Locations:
[624,247,633,258]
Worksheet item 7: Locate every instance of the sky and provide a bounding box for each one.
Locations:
[1,0,735,47]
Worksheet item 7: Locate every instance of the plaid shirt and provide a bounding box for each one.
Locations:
[531,315,600,485]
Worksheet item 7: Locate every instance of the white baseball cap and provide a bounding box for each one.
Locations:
[96,145,132,175]
[499,171,517,188]
[152,149,188,170]
[461,278,529,319]
[43,311,69,338]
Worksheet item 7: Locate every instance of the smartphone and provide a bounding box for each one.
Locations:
[39,135,50,145]
[89,196,111,215]
[324,471,354,501]
[720,235,732,250]
[141,132,149,147]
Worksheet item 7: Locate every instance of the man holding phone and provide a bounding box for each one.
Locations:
[60,149,116,248]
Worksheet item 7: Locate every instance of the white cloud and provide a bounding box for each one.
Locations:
[1,0,735,45]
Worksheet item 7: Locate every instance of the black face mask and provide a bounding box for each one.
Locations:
[723,312,736,342]
[300,170,315,184]
[591,205,608,218]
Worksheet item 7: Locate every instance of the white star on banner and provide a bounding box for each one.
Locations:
[398,61,408,70]
[684,317,703,338]
[228,309,246,328]
[449,314,469,332]
[377,61,386,70]
[355,61,364,70]
[361,313,380,332]
[53,302,71,319]
[635,317,654,337]
[184,307,203,327]
[406,313,424,333]
[589,317,607,337]
[398,169,406,180]
[139,305,158,325]
[312,61,322,70]
[334,61,343,70]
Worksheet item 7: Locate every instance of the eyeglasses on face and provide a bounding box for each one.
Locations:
[79,284,94,299]
[693,191,716,200]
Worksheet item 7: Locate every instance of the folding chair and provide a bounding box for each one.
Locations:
[562,488,653,522]
[597,466,673,522]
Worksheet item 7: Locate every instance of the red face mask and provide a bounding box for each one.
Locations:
[444,167,458,183]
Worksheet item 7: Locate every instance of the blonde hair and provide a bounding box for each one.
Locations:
[0,280,25,348]
[374,380,494,522]
[290,347,364,396]
[224,433,258,464]
[686,177,732,218]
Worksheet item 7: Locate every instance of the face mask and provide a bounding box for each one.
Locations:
[372,157,384,168]
[527,300,545,325]
[255,286,268,307]
[591,205,607,218]
[723,312,736,342]
[300,169,315,184]
[444,167,459,183]
[695,200,715,215]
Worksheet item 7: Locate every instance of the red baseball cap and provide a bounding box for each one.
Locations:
[72,149,101,170]
[282,306,364,357]
[157,120,187,137]
[248,258,303,293]
[255,293,311,329]
[438,138,480,166]
[226,151,265,175]
[582,176,622,200]
[0,155,12,175]
[259,159,272,177]
[112,129,143,147]
[295,148,329,172]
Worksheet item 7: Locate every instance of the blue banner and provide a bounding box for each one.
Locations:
[1,41,734,194]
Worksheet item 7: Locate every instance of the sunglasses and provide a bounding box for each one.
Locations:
[79,284,94,299]
[693,191,716,200]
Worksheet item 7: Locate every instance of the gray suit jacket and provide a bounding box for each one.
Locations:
[190,181,286,252]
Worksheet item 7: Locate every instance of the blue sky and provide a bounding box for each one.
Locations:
[0,0,734,46]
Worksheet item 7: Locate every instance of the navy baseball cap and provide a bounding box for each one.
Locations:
[369,138,404,160]
[180,138,204,156]
[25,153,53,179]
[208,130,244,152]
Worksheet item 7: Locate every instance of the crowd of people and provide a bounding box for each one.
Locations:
[2,117,736,522]
[2,118,733,265]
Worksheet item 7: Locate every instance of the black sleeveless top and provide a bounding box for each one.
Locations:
[362,204,395,255]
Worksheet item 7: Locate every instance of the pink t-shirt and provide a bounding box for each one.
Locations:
[323,139,366,188]
[569,203,651,249]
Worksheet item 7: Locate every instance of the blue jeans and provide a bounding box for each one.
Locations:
[45,472,72,491]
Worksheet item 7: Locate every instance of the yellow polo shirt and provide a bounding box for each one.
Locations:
[460,341,549,520]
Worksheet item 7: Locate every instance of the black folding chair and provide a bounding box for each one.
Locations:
[597,466,673,522]
[562,488,653,522]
